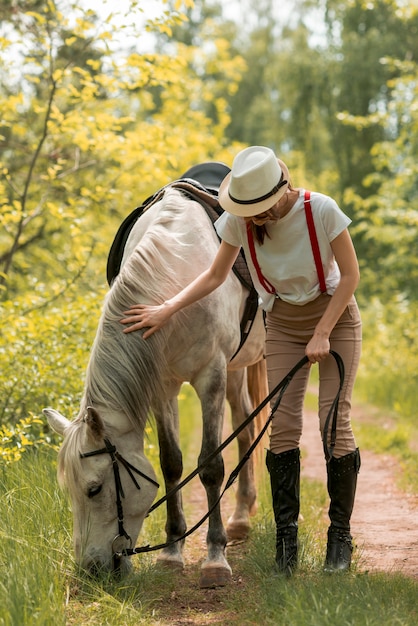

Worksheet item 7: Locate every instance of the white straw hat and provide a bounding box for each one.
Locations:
[218,146,289,217]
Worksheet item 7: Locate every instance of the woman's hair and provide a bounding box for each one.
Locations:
[247,182,294,244]
[247,221,271,246]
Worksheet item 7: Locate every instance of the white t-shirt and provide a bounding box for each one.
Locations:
[214,189,351,311]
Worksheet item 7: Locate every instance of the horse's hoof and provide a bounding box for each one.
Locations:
[226,521,250,541]
[156,554,184,572]
[156,560,184,573]
[199,566,232,588]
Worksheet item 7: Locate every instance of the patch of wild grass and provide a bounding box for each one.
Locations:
[0,448,171,626]
[350,402,418,494]
[226,475,418,626]
[353,298,418,493]
[0,450,70,625]
[64,561,177,625]
[235,568,418,626]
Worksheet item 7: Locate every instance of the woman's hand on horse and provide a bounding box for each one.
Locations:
[120,303,171,338]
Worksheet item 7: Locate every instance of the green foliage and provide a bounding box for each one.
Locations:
[0,0,244,299]
[220,0,418,204]
[356,296,418,417]
[322,0,418,194]
[0,415,55,464]
[0,289,103,428]
[0,0,244,432]
[349,60,418,300]
[0,449,71,626]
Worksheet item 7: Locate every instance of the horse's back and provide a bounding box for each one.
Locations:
[120,188,244,374]
[122,189,218,273]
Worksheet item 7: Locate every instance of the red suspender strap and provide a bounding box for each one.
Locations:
[246,192,326,297]
[246,222,276,295]
[304,190,327,293]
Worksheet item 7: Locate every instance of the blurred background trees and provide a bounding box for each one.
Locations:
[1,0,418,436]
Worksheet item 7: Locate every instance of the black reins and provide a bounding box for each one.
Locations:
[79,350,344,562]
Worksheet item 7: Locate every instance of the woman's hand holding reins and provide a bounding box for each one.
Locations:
[120,302,173,339]
[305,332,331,364]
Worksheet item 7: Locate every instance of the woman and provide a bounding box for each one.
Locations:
[121,146,362,576]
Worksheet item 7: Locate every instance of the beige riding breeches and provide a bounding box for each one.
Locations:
[265,293,362,458]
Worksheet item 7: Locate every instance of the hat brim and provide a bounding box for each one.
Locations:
[218,159,289,217]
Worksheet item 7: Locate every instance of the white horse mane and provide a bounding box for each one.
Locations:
[59,190,201,487]
[86,189,195,422]
[57,419,87,497]
[59,190,198,493]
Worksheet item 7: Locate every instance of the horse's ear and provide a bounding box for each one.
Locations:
[85,406,105,440]
[43,408,71,436]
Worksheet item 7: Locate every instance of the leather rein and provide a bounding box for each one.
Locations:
[79,351,344,565]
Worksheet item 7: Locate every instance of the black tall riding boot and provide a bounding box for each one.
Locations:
[266,448,300,576]
[324,448,361,573]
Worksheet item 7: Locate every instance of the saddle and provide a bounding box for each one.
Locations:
[106,162,259,357]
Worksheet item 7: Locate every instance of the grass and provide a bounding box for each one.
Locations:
[0,450,70,626]
[1,384,417,625]
[349,399,418,494]
[223,479,418,626]
[228,566,418,625]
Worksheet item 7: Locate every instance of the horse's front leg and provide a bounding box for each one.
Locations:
[194,364,232,588]
[225,368,258,540]
[154,395,187,570]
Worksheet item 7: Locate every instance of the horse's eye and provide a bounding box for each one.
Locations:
[87,485,102,498]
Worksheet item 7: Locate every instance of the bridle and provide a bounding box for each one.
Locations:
[78,351,344,567]
[80,437,159,571]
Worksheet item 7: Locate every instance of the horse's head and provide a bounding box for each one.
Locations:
[43,406,158,575]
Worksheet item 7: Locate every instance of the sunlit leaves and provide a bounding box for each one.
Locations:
[351,55,418,300]
[0,0,241,302]
[0,416,55,464]
[0,291,104,427]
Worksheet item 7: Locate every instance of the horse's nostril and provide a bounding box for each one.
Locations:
[85,561,101,577]
[83,558,111,577]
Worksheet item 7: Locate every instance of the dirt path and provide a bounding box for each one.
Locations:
[301,405,418,578]
[153,402,418,624]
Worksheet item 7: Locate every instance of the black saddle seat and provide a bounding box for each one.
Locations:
[181,162,230,193]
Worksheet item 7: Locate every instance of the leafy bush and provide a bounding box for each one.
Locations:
[0,415,56,464]
[0,290,103,432]
[356,295,418,418]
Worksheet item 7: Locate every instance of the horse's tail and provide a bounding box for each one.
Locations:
[247,357,270,477]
